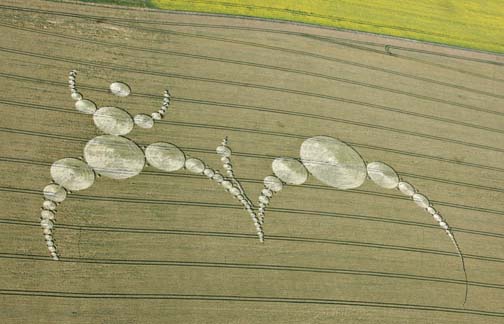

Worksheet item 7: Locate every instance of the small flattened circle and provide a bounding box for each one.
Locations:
[134,114,154,129]
[93,107,134,135]
[110,82,131,97]
[75,99,96,114]
[50,158,95,191]
[71,92,82,101]
[145,142,185,172]
[264,175,283,192]
[221,180,233,190]
[398,181,416,196]
[42,200,57,211]
[272,157,308,185]
[84,135,145,179]
[185,158,205,174]
[40,219,54,229]
[41,210,55,220]
[366,161,399,189]
[413,193,430,208]
[43,184,67,202]
[216,145,231,157]
[203,168,215,178]
[212,173,224,182]
[300,136,366,190]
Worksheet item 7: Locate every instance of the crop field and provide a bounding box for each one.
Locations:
[0,0,503,323]
[77,0,504,53]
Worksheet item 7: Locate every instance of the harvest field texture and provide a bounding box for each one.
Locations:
[0,0,503,323]
[80,0,504,53]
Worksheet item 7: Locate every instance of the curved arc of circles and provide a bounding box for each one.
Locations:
[68,71,171,130]
[189,139,264,241]
[263,136,469,305]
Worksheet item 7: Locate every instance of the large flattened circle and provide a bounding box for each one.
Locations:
[145,142,185,172]
[84,135,145,179]
[272,157,308,185]
[93,107,134,136]
[50,158,95,191]
[300,136,366,189]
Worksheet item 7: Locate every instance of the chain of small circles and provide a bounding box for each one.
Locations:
[197,139,265,242]
[396,180,457,247]
[38,71,85,259]
[396,177,467,302]
[151,90,171,122]
[70,70,171,124]
[256,176,283,226]
[37,70,85,261]
[39,199,59,260]
[69,70,83,101]
[38,70,84,260]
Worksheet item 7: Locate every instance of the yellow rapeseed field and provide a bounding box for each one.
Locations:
[149,0,504,53]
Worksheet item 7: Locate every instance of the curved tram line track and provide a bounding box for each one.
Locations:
[3,2,504,69]
[1,22,503,118]
[2,157,504,241]
[1,49,504,154]
[2,174,504,242]
[0,252,503,290]
[1,156,504,240]
[1,81,504,175]
[149,0,503,49]
[0,4,503,100]
[2,73,504,157]
[1,287,504,318]
[1,192,504,265]
[2,124,504,217]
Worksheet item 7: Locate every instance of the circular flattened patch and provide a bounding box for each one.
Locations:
[93,107,134,136]
[75,99,96,114]
[42,200,57,211]
[145,142,185,172]
[300,136,366,190]
[264,175,283,192]
[413,193,430,208]
[366,161,399,189]
[84,135,145,179]
[110,82,131,97]
[43,184,67,202]
[185,158,205,174]
[50,158,95,191]
[272,157,308,185]
[398,181,416,196]
[134,114,154,129]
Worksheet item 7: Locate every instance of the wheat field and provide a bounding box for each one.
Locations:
[0,0,503,323]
